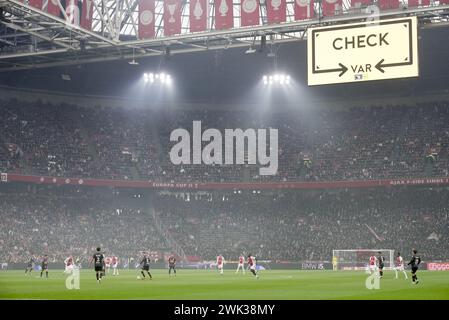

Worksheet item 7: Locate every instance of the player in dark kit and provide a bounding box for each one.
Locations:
[40,255,49,278]
[168,255,176,276]
[377,251,385,278]
[25,257,35,275]
[408,249,421,284]
[90,247,105,284]
[140,253,153,280]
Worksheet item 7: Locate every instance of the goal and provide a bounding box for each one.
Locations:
[332,249,394,271]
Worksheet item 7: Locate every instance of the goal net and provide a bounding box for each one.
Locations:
[332,249,394,271]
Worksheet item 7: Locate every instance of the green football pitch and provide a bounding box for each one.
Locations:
[1,269,448,300]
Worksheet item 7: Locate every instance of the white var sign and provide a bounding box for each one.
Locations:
[307,17,419,86]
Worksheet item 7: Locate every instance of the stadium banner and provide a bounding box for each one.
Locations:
[2,261,330,270]
[294,0,314,21]
[28,0,43,9]
[427,262,449,271]
[350,0,370,8]
[240,0,260,27]
[214,0,234,30]
[4,174,449,190]
[266,0,286,24]
[138,0,155,39]
[80,0,94,30]
[190,0,208,32]
[322,0,342,17]
[46,0,61,17]
[378,0,400,10]
[386,177,449,186]
[1,173,7,182]
[164,0,182,36]
[64,0,82,25]
[407,0,431,6]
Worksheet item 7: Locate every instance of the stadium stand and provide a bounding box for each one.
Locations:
[0,185,167,263]
[1,99,448,182]
[153,187,449,261]
[1,98,449,263]
[0,184,447,263]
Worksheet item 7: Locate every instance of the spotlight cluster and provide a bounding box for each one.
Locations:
[263,74,290,85]
[143,72,172,84]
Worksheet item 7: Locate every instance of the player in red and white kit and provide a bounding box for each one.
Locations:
[64,256,74,273]
[235,255,245,274]
[105,257,111,274]
[368,255,378,274]
[111,256,119,276]
[217,255,225,275]
[247,254,259,279]
[393,252,408,280]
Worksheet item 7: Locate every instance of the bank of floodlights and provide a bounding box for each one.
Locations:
[143,72,172,85]
[263,74,290,86]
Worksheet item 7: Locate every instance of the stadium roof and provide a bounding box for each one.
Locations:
[0,0,448,72]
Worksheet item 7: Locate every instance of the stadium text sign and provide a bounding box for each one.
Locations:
[307,17,418,86]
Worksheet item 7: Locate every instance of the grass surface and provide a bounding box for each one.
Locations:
[1,269,448,300]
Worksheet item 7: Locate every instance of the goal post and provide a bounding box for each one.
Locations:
[332,249,394,271]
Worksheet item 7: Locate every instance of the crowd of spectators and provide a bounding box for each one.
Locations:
[0,184,447,263]
[0,186,167,264]
[1,98,449,264]
[1,98,448,182]
[153,187,449,262]
[155,103,449,182]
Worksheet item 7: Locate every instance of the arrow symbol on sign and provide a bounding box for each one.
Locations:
[314,63,348,77]
[375,58,412,73]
